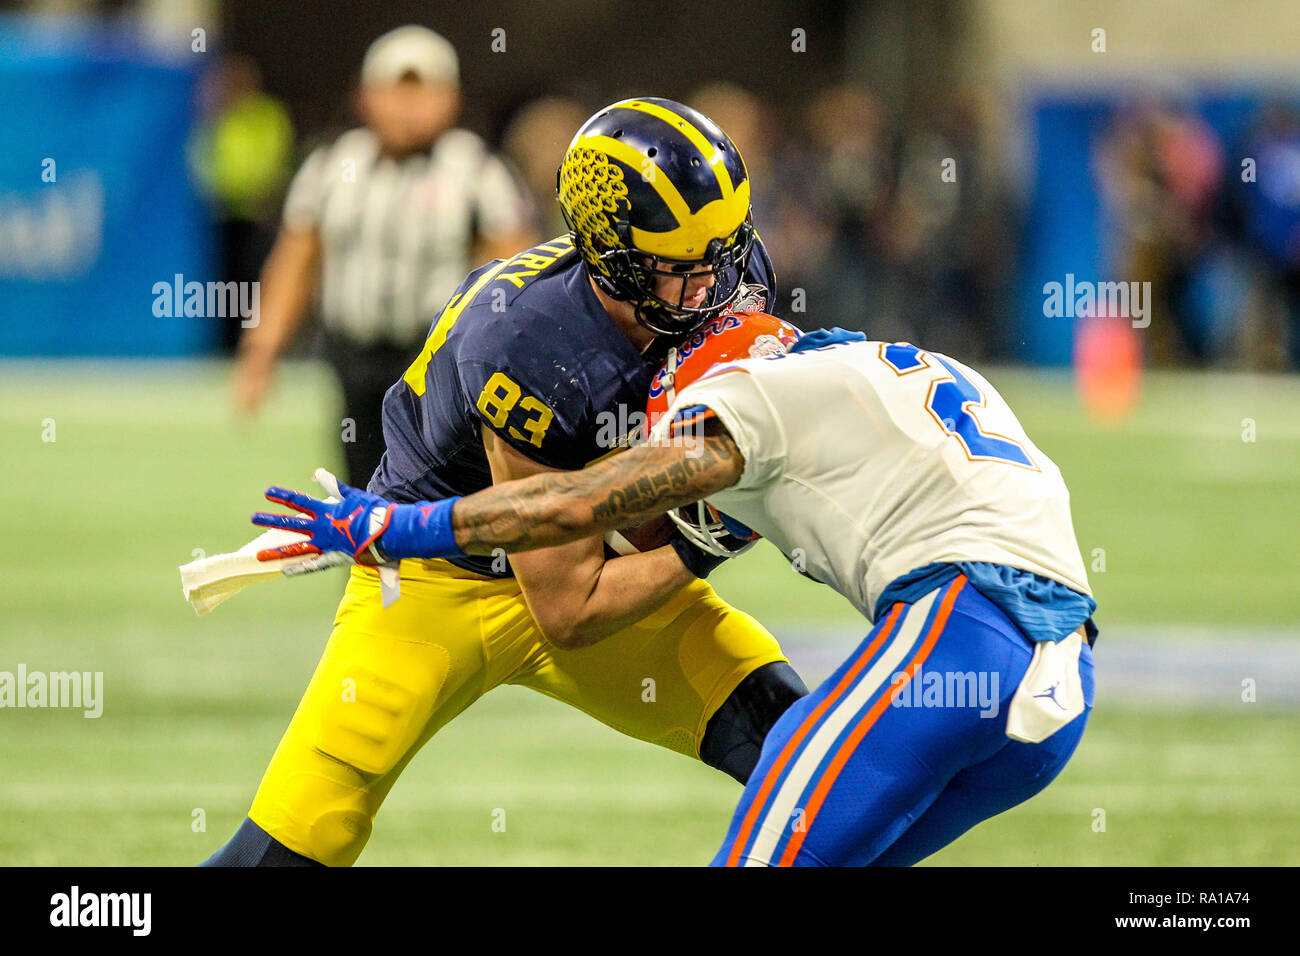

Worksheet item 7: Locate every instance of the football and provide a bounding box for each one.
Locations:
[604,513,677,555]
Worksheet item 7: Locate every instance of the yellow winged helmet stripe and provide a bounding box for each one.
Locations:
[572,132,750,260]
[619,99,736,201]
[629,181,749,259]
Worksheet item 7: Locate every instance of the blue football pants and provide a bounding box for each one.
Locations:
[712,574,1094,866]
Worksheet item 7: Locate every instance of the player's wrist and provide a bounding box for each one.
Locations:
[668,530,729,578]
[379,498,465,561]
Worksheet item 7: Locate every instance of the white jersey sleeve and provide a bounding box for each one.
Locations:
[674,367,787,491]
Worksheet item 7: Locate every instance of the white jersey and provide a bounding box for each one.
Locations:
[657,340,1091,623]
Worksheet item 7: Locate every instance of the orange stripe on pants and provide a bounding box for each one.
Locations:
[776,576,966,866]
[723,603,906,867]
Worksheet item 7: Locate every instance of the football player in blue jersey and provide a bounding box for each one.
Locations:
[203,98,807,866]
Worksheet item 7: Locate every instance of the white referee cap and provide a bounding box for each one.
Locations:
[361,25,459,87]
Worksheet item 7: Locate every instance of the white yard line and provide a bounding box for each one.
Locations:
[775,625,1300,707]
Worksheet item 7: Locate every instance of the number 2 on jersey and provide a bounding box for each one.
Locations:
[476,371,555,449]
[879,343,1035,468]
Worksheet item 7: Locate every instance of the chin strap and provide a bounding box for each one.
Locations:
[662,345,680,410]
[634,300,691,338]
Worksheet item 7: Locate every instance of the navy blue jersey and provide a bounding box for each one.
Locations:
[371,233,777,576]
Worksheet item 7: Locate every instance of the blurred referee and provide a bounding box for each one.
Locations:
[233,25,538,486]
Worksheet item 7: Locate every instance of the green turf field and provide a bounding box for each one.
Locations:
[2,360,1298,865]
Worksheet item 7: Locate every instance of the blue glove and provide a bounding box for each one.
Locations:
[252,468,465,567]
[253,468,395,565]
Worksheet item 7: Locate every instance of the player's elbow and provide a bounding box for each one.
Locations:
[533,617,585,651]
[531,604,604,651]
[539,625,580,651]
[520,589,577,649]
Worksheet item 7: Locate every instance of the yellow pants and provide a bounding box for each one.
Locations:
[247,559,786,865]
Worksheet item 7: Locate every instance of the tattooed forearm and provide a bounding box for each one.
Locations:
[451,424,744,555]
[589,431,739,525]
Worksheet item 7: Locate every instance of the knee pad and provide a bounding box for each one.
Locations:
[701,661,809,784]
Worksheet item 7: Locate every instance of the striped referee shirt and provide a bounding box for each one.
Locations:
[282,126,534,346]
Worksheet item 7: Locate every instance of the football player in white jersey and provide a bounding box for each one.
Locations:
[251,314,1097,866]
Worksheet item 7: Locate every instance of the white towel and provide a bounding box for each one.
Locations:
[179,527,401,615]
[1005,630,1086,743]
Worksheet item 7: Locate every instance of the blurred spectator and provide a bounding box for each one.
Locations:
[1228,103,1300,369]
[1096,98,1227,365]
[800,83,894,336]
[189,53,294,352]
[689,82,774,183]
[674,80,1020,358]
[688,81,836,324]
[884,86,1019,359]
[232,25,539,486]
[501,95,590,238]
